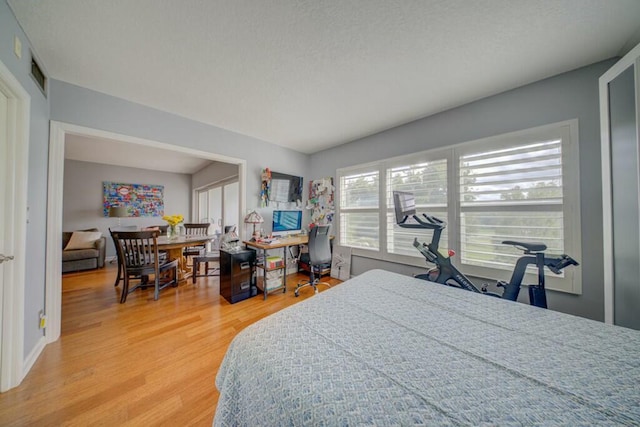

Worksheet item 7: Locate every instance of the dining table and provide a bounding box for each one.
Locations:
[156,234,218,282]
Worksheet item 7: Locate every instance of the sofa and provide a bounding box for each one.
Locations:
[62,228,107,273]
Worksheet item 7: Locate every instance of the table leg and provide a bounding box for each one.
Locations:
[282,246,287,293]
[262,248,268,300]
[166,247,189,283]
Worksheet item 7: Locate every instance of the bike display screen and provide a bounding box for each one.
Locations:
[393,191,416,223]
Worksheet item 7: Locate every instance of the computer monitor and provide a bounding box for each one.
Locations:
[272,210,303,237]
[393,191,417,224]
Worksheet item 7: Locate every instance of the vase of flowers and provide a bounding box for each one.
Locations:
[162,214,184,239]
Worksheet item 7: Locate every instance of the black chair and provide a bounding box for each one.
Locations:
[183,223,210,265]
[295,225,332,297]
[111,230,179,303]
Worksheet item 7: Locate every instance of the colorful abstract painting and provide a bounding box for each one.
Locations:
[103,181,164,217]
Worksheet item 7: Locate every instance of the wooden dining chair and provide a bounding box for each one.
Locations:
[109,228,124,288]
[183,223,210,268]
[111,230,179,303]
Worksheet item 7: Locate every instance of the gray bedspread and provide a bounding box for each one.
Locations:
[214,269,640,426]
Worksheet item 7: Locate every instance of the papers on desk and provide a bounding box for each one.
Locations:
[258,238,280,245]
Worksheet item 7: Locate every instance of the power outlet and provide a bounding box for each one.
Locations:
[39,311,46,329]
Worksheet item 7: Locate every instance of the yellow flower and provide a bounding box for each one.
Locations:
[162,214,184,227]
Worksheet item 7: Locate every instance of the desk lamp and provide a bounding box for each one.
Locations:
[244,210,264,241]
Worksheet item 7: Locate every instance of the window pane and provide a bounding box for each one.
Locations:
[386,159,448,257]
[386,212,448,256]
[198,191,208,222]
[388,159,448,207]
[340,212,379,249]
[460,140,563,206]
[340,171,379,208]
[460,211,564,271]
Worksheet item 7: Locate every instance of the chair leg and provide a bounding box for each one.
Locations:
[120,276,130,303]
[114,263,123,287]
[192,260,199,284]
[154,275,160,301]
[295,267,331,297]
[171,265,178,287]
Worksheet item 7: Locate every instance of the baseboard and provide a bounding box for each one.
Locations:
[21,335,46,383]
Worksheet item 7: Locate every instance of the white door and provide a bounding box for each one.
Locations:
[0,59,29,391]
[223,181,239,232]
[0,89,7,376]
[600,42,640,329]
[196,180,239,234]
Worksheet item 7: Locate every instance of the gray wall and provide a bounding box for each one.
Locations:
[1,2,51,356]
[49,80,310,206]
[310,59,616,321]
[49,79,311,236]
[63,160,192,258]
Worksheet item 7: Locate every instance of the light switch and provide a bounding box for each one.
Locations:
[14,36,22,59]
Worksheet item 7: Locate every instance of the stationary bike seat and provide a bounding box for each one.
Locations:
[502,240,547,253]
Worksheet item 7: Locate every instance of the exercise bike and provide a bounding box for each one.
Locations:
[393,191,579,308]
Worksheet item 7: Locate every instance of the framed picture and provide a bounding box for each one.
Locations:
[103,181,164,217]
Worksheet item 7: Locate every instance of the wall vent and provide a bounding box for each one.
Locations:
[30,53,47,96]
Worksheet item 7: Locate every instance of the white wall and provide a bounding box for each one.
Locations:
[63,159,192,257]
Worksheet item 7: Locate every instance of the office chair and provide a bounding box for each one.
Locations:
[295,225,332,297]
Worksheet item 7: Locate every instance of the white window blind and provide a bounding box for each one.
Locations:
[459,138,565,275]
[386,159,449,257]
[335,120,580,293]
[339,169,379,250]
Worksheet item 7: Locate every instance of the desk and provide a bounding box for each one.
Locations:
[244,236,309,299]
[157,235,217,282]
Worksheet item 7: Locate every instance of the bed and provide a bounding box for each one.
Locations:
[214,269,640,426]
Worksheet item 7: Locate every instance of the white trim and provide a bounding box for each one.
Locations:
[46,121,247,343]
[599,42,640,325]
[0,59,30,392]
[21,336,46,382]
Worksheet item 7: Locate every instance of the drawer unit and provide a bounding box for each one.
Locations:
[220,248,256,304]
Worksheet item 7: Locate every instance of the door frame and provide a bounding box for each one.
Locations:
[46,121,246,342]
[0,59,30,392]
[600,42,640,324]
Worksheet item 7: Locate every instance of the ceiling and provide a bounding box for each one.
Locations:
[9,0,640,160]
[64,133,215,174]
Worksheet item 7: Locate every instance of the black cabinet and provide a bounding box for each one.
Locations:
[220,248,256,304]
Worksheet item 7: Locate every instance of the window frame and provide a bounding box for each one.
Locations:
[336,120,582,294]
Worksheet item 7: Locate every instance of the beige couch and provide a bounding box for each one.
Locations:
[62,228,106,273]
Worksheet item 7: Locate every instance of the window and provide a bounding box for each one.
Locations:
[336,121,581,293]
[386,157,449,257]
[338,168,379,250]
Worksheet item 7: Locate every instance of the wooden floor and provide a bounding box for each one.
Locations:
[0,264,341,426]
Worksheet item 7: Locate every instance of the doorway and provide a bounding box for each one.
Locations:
[45,121,247,343]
